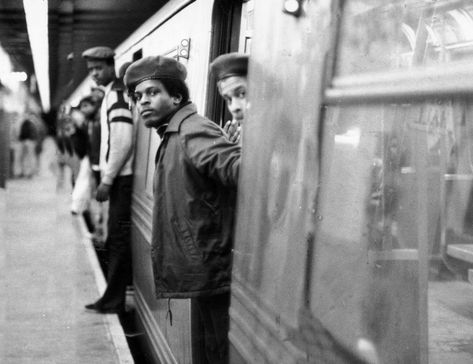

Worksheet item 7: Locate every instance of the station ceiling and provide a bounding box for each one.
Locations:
[0,0,166,112]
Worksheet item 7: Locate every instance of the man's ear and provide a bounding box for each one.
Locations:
[172,94,183,105]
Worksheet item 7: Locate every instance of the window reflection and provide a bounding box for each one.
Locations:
[337,0,473,75]
[319,97,473,362]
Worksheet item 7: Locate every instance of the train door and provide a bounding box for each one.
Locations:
[206,0,243,126]
[230,0,342,362]
[231,0,473,363]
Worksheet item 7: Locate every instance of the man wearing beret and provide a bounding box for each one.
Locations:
[124,55,241,363]
[82,46,135,314]
[210,52,249,144]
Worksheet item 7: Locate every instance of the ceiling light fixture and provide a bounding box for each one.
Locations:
[23,0,49,112]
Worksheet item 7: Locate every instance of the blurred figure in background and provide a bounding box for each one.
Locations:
[18,118,39,178]
[55,108,75,190]
[68,107,95,235]
[79,94,105,243]
[79,95,101,186]
[91,86,105,104]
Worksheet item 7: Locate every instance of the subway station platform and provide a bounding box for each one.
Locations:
[0,138,133,364]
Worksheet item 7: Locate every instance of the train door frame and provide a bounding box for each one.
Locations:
[205,0,242,127]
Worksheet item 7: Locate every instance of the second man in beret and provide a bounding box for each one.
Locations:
[210,52,249,144]
[124,55,241,364]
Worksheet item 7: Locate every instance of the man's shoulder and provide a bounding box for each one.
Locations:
[106,84,130,111]
[180,113,221,135]
[167,103,219,135]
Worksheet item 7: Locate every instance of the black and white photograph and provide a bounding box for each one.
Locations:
[1,1,473,363]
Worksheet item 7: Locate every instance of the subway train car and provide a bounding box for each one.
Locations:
[231,0,473,363]
[67,0,473,363]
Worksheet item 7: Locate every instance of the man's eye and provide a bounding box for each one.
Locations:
[237,91,246,98]
[148,89,158,96]
[133,93,142,101]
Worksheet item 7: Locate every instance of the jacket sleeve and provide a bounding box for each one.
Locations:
[181,118,240,187]
[101,91,134,185]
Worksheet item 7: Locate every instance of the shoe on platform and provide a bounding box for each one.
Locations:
[85,302,123,314]
[91,235,106,250]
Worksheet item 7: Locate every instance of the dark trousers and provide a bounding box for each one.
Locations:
[97,175,133,310]
[194,292,231,364]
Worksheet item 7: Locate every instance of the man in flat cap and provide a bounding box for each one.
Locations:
[82,46,135,314]
[210,52,249,144]
[124,55,241,363]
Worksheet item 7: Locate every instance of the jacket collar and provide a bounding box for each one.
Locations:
[163,102,197,135]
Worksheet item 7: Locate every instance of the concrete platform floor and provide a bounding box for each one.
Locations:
[0,138,132,364]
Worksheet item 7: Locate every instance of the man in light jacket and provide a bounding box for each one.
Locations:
[82,46,135,314]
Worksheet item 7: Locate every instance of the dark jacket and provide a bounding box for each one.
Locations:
[152,103,240,298]
[87,115,101,166]
[19,119,38,141]
[70,124,88,159]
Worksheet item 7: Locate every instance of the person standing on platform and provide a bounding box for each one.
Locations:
[210,52,249,144]
[124,56,241,363]
[82,46,135,314]
[79,95,101,187]
[18,118,38,178]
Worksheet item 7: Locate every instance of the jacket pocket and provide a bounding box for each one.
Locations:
[171,216,201,264]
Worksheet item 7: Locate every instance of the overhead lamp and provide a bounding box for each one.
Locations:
[0,72,27,83]
[23,0,49,112]
[283,0,303,17]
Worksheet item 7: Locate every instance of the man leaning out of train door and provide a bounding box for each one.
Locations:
[124,56,241,364]
[81,46,135,314]
[210,52,249,144]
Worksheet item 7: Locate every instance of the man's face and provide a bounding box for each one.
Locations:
[91,89,105,102]
[218,75,248,124]
[71,109,85,127]
[86,59,115,86]
[133,79,181,129]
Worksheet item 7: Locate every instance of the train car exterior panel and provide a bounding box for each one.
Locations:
[231,0,343,362]
[132,224,192,363]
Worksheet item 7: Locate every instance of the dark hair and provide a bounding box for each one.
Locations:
[104,57,115,66]
[159,78,190,105]
[86,57,114,67]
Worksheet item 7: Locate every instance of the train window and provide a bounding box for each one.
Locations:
[316,96,473,362]
[132,49,142,62]
[322,5,473,361]
[336,0,473,76]
[238,0,253,53]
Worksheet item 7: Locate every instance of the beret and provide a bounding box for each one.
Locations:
[210,52,249,81]
[82,46,115,60]
[124,56,187,90]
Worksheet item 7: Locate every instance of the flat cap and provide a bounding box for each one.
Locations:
[81,46,115,60]
[210,52,249,81]
[124,56,187,90]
